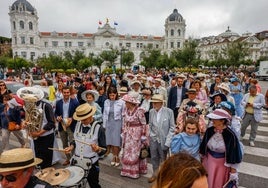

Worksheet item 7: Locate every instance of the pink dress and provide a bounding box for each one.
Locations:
[120,106,148,179]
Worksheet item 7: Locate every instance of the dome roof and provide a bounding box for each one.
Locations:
[218,27,239,38]
[11,0,35,13]
[168,9,183,22]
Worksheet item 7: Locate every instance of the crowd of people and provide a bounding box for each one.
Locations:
[0,69,267,188]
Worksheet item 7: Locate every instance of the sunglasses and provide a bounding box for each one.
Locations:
[0,174,17,182]
[0,84,5,86]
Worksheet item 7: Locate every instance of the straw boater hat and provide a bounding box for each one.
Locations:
[122,94,140,104]
[187,88,197,94]
[206,109,232,121]
[0,148,42,173]
[73,103,96,121]
[218,83,231,93]
[118,87,128,94]
[81,90,99,102]
[154,78,162,83]
[17,87,44,102]
[150,94,165,103]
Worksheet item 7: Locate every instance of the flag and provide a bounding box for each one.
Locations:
[114,21,118,26]
[98,20,102,25]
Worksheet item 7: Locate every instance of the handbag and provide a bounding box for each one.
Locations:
[139,147,149,159]
[8,121,17,131]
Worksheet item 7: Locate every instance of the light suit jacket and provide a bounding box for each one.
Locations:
[103,99,125,128]
[149,107,175,149]
[241,93,265,122]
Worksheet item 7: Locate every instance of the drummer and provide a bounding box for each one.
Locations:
[0,148,53,188]
[64,103,106,188]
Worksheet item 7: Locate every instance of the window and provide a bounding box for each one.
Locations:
[78,42,84,47]
[14,37,17,45]
[30,37,34,45]
[69,42,72,47]
[19,21,24,29]
[87,43,91,47]
[178,29,181,36]
[177,42,180,48]
[29,22,33,30]
[44,42,48,47]
[21,51,27,58]
[119,43,123,47]
[105,42,110,46]
[13,21,16,30]
[52,41,58,47]
[30,52,35,61]
[136,43,139,48]
[170,42,174,48]
[126,43,131,47]
[65,41,68,47]
[171,29,174,36]
[140,43,143,48]
[21,36,25,44]
[156,44,159,48]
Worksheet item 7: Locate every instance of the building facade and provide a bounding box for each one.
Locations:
[9,0,186,67]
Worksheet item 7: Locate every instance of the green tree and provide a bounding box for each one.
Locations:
[224,41,249,69]
[100,49,118,68]
[77,57,93,71]
[92,55,103,73]
[73,50,86,68]
[122,51,134,68]
[140,49,161,70]
[172,40,198,68]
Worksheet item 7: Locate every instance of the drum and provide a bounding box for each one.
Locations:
[59,166,85,188]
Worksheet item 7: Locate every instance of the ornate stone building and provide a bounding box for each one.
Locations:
[9,0,186,67]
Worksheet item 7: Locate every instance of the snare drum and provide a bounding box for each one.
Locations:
[59,166,85,188]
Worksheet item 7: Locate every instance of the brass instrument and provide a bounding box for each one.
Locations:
[17,87,44,139]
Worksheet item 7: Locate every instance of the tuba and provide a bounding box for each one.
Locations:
[17,87,44,139]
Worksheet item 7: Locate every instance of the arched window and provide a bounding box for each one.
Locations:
[29,22,33,30]
[19,21,24,29]
[178,29,181,36]
[13,21,16,30]
[171,29,174,36]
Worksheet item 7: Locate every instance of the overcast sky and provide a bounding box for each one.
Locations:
[1,0,267,38]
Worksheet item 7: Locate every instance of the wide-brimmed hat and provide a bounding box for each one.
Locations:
[150,94,165,103]
[154,78,162,83]
[122,94,140,104]
[206,109,232,120]
[187,88,197,93]
[126,73,135,78]
[230,77,240,83]
[73,103,96,121]
[0,148,42,173]
[17,87,44,102]
[118,87,128,94]
[218,83,231,93]
[176,73,186,79]
[210,92,227,102]
[141,89,152,96]
[81,90,99,102]
[131,80,142,87]
[196,73,206,78]
[219,101,236,116]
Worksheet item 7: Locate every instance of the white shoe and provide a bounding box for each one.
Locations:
[249,141,255,147]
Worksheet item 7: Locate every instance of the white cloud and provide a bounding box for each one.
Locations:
[0,0,267,38]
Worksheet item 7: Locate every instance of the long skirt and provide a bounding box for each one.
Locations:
[202,153,230,188]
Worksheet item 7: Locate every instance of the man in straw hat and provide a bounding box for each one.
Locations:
[148,94,175,183]
[0,148,53,188]
[64,103,106,188]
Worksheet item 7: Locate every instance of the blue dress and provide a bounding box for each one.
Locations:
[171,132,201,161]
[229,84,244,117]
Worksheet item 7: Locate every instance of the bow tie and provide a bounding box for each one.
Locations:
[82,126,90,133]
